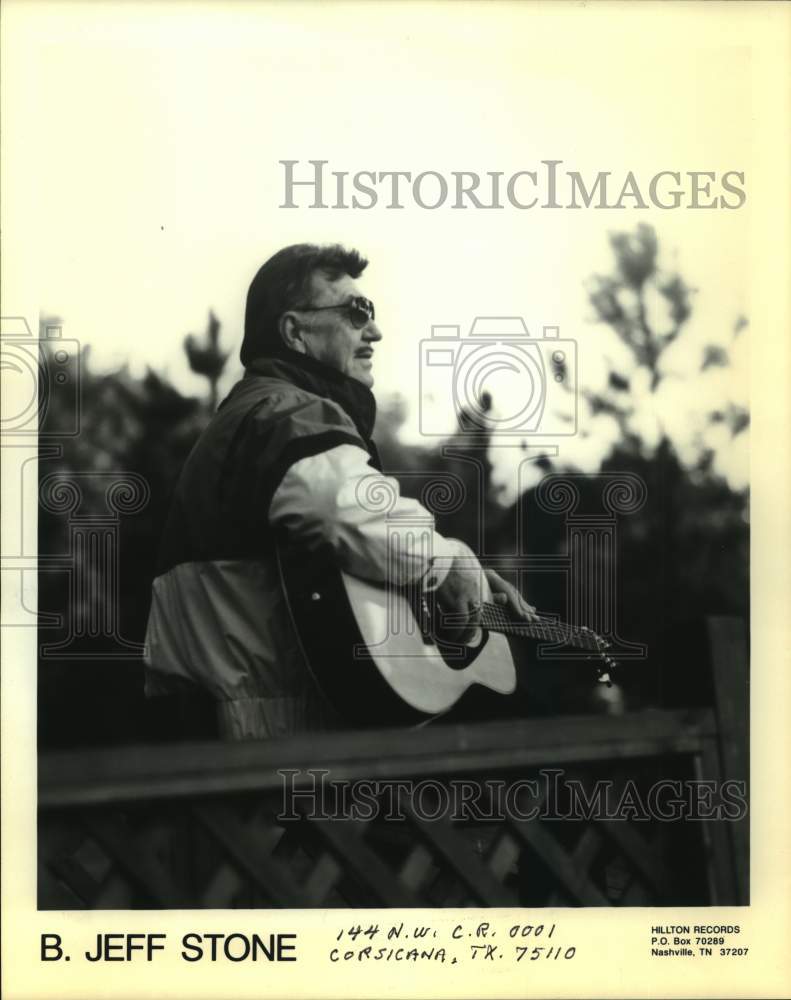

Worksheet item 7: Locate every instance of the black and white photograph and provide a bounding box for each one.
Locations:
[2,2,789,998]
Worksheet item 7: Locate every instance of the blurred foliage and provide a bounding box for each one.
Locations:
[184,310,230,412]
[38,225,748,745]
[580,224,748,621]
[582,223,749,450]
[38,324,214,747]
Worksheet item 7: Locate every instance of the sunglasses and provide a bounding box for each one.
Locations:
[293,296,376,330]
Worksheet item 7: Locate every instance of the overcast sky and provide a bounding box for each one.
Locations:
[4,2,751,491]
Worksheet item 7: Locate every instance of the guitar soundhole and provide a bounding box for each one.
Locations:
[436,631,490,670]
[413,594,490,668]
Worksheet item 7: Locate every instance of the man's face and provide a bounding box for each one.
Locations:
[290,270,383,387]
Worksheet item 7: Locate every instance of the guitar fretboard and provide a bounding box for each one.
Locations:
[479,602,604,652]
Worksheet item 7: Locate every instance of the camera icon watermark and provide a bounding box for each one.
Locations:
[419,318,577,438]
[0,317,81,438]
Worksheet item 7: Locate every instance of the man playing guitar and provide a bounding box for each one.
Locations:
[145,243,537,739]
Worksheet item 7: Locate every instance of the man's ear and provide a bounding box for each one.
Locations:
[278,312,307,354]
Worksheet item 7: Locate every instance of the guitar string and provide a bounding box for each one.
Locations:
[478,602,602,650]
[424,596,606,652]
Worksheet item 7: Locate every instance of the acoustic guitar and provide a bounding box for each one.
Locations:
[278,544,617,726]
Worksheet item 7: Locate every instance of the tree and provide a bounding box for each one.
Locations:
[38,336,207,747]
[184,310,230,412]
[583,222,749,475]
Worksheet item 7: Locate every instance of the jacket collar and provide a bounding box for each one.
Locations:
[244,349,377,443]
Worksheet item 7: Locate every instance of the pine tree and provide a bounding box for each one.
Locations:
[184,310,229,412]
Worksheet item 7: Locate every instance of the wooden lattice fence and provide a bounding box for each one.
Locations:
[39,707,745,909]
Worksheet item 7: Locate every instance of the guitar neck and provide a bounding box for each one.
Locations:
[479,602,604,652]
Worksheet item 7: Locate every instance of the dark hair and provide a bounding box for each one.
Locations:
[241,243,368,365]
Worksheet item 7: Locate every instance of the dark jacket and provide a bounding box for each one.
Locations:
[144,351,454,739]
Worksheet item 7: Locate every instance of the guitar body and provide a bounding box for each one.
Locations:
[278,545,516,726]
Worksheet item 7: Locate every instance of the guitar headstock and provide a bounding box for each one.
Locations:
[591,631,617,688]
[576,626,618,687]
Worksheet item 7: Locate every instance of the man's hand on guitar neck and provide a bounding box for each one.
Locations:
[483,568,539,623]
